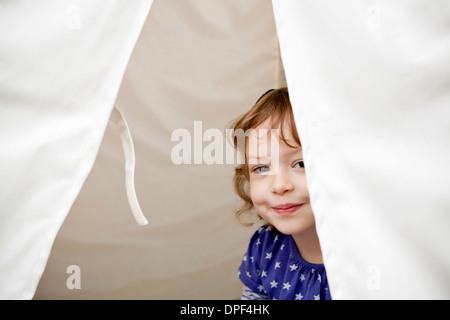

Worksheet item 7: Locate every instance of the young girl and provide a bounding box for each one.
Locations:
[229,88,331,300]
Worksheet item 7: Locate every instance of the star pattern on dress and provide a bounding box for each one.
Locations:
[295,293,303,300]
[239,225,330,300]
[282,282,291,290]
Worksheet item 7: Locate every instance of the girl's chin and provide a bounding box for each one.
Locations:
[270,217,315,236]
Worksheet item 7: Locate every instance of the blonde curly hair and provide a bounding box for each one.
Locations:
[227,87,301,226]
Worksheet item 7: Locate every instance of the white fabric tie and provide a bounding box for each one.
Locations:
[109,107,148,226]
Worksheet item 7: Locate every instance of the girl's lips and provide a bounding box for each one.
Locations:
[272,204,303,216]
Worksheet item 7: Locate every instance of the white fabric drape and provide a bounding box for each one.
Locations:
[0,0,153,299]
[273,0,450,299]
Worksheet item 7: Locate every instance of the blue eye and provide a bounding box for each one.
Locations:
[294,160,305,168]
[253,166,270,174]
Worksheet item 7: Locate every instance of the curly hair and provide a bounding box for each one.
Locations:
[227,87,301,226]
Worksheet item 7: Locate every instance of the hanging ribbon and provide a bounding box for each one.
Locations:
[109,107,148,226]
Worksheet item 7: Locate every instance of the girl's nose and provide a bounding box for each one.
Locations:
[270,168,294,194]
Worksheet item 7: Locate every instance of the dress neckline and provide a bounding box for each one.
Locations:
[286,233,325,270]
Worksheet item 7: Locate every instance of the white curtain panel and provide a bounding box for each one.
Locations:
[0,0,153,299]
[273,0,450,299]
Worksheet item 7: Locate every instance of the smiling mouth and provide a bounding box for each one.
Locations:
[272,203,303,216]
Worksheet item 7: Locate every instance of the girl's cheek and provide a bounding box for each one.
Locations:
[295,174,310,198]
[249,183,267,207]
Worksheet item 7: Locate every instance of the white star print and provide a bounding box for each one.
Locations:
[282,282,291,290]
[289,264,298,271]
[241,224,330,301]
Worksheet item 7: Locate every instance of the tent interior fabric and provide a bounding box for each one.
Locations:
[1,0,449,300]
[32,0,283,299]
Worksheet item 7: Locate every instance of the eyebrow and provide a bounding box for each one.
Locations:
[247,155,271,164]
[247,145,301,163]
[283,146,302,154]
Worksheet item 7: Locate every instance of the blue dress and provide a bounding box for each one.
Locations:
[238,224,332,300]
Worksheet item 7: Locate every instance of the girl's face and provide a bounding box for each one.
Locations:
[247,119,315,237]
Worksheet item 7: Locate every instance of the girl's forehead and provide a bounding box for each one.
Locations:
[253,117,295,134]
[248,121,298,147]
[246,127,302,160]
